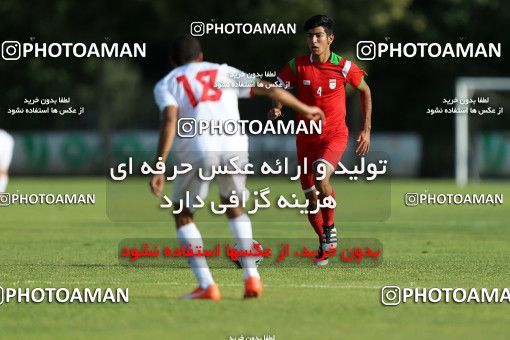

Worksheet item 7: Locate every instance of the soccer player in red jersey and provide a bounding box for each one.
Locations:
[269,15,372,265]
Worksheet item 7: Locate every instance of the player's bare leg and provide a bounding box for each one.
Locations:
[222,197,262,299]
[174,207,220,301]
[312,161,338,266]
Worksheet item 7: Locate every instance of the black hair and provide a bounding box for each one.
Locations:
[304,14,335,35]
[170,35,202,66]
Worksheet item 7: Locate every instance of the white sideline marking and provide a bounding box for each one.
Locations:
[15,280,379,290]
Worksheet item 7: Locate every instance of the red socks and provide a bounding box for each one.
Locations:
[307,212,323,241]
[319,190,336,227]
[306,191,336,240]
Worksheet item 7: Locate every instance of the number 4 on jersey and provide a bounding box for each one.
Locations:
[176,69,222,107]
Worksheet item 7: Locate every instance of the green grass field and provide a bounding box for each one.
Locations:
[1,177,509,339]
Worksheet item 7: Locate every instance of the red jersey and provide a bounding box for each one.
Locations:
[277,52,366,141]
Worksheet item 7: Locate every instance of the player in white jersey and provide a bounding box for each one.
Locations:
[0,129,14,192]
[150,36,323,300]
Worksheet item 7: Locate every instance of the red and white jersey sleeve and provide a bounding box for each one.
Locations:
[342,59,367,90]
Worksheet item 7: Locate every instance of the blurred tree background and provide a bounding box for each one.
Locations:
[0,0,509,176]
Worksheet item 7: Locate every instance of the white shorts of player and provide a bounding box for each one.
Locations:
[171,151,249,213]
[0,130,14,171]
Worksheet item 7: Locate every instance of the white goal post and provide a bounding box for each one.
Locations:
[455,77,510,186]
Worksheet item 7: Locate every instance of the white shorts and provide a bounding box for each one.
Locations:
[0,130,14,171]
[171,151,249,212]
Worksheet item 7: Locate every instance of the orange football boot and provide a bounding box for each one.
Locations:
[182,283,221,301]
[243,276,263,299]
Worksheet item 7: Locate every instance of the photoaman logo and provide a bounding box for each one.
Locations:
[1,41,146,60]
